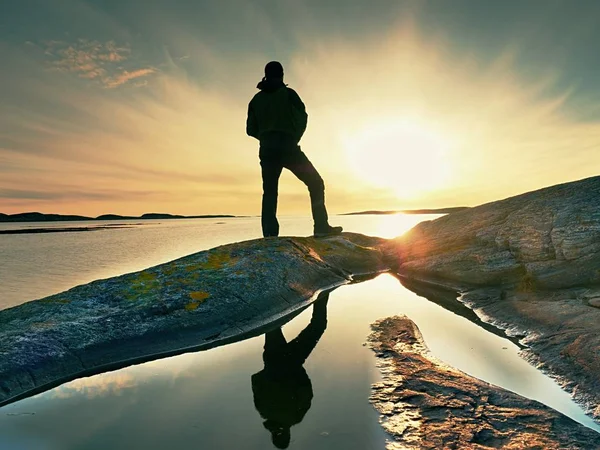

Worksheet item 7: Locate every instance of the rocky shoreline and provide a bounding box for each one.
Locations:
[1,176,599,445]
[390,176,600,420]
[0,233,390,406]
[368,315,600,449]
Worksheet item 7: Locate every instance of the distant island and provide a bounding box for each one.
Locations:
[0,212,237,223]
[342,207,469,215]
[0,209,470,223]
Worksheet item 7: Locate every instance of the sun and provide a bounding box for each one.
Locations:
[343,118,454,198]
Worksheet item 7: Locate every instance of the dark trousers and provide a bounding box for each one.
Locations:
[263,294,328,369]
[260,141,329,237]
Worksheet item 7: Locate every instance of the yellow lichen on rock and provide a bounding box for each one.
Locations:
[161,264,177,276]
[133,272,157,283]
[128,271,160,298]
[183,252,238,272]
[185,291,210,310]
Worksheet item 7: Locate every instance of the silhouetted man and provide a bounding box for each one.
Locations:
[251,295,329,449]
[247,61,343,238]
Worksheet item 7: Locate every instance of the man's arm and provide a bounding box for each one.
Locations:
[288,88,308,141]
[246,102,260,140]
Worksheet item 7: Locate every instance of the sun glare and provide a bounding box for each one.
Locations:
[344,118,454,199]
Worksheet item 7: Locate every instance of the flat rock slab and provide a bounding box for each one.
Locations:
[0,233,389,406]
[368,316,600,449]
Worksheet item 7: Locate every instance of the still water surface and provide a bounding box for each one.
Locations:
[0,215,598,449]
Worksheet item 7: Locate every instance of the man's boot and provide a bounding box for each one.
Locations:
[313,224,343,237]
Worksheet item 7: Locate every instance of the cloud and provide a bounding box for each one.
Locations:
[0,188,67,200]
[47,372,138,400]
[104,68,157,88]
[43,39,156,88]
[3,8,600,216]
[281,22,600,208]
[0,64,260,215]
[0,187,160,202]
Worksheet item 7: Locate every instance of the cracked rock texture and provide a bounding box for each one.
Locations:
[391,176,600,419]
[0,233,389,406]
[393,176,600,289]
[368,316,600,450]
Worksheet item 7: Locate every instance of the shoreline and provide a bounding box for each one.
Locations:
[0,233,390,407]
[0,213,238,223]
[0,226,134,235]
[368,315,600,448]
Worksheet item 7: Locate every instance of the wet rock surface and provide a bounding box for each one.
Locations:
[460,286,600,420]
[0,233,389,406]
[368,316,600,450]
[391,176,600,419]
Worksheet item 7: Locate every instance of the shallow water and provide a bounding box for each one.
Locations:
[1,274,598,450]
[1,214,598,449]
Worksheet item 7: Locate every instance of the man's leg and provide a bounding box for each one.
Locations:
[283,148,329,230]
[260,159,283,237]
[287,292,329,365]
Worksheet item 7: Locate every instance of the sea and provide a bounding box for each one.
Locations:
[0,214,598,449]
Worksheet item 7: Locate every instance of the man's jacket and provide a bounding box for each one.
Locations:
[246,78,308,144]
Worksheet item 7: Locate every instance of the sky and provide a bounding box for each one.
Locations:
[1,0,600,216]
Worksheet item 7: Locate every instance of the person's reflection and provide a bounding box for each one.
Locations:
[251,293,329,449]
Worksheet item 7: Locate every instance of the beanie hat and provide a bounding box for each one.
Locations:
[265,61,284,79]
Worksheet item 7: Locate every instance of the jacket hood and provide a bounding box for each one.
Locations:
[257,77,287,92]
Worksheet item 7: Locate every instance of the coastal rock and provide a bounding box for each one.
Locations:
[2,175,599,440]
[390,176,600,419]
[459,286,600,420]
[0,233,389,406]
[392,176,600,289]
[368,315,600,449]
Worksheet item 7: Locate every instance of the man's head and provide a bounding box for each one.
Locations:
[264,61,284,80]
[263,420,291,449]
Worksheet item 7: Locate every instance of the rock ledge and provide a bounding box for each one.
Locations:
[0,233,389,406]
[368,316,600,449]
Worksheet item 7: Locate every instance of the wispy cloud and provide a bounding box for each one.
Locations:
[104,68,156,88]
[2,2,600,216]
[43,39,156,88]
[0,187,158,202]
